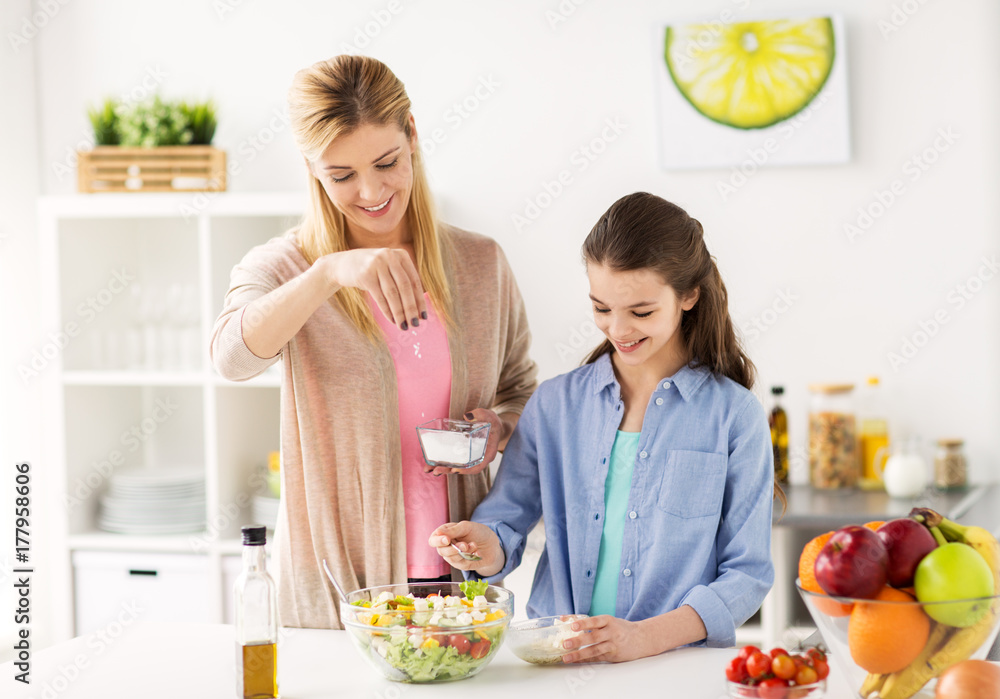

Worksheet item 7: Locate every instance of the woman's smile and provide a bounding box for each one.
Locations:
[360,194,394,217]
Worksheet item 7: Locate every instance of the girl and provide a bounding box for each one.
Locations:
[430,192,779,661]
[211,55,537,628]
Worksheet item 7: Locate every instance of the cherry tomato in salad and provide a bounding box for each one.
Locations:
[746,651,772,680]
[757,677,789,699]
[470,639,491,659]
[768,647,788,659]
[725,656,749,683]
[448,634,471,654]
[811,658,830,681]
[738,645,761,660]
[771,653,798,681]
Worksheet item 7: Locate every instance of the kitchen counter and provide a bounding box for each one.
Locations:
[1,620,858,698]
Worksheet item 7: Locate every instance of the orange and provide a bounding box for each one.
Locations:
[848,586,931,674]
[864,521,885,531]
[798,531,852,617]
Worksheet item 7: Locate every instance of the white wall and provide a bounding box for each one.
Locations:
[5,0,999,646]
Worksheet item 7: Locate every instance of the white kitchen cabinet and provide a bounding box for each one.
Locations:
[39,192,303,641]
[72,551,212,635]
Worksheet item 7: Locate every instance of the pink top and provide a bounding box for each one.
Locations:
[368,293,452,579]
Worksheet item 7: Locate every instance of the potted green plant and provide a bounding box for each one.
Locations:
[78,96,225,193]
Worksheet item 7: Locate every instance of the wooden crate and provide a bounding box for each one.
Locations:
[77,146,227,193]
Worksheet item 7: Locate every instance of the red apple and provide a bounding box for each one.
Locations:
[814,525,888,599]
[876,518,938,588]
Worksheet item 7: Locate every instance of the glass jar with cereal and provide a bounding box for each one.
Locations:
[808,384,858,489]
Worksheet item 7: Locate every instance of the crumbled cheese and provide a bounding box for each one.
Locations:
[429,612,443,625]
[374,591,394,605]
[413,598,429,612]
[471,610,487,622]
[456,612,473,626]
[444,595,463,608]
[472,595,488,609]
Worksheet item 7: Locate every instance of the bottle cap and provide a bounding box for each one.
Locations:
[771,386,784,395]
[242,525,267,546]
[867,376,880,386]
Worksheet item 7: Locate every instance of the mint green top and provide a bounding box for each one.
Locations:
[589,430,640,616]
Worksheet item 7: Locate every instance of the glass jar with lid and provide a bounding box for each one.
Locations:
[808,383,858,489]
[934,439,967,490]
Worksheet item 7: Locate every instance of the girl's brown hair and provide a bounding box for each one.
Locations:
[287,54,452,340]
[582,192,785,511]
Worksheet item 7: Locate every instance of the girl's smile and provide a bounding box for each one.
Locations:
[587,263,699,380]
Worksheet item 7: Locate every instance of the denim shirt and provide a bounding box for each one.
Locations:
[470,353,774,647]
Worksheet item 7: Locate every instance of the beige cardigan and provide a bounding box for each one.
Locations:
[210,225,537,629]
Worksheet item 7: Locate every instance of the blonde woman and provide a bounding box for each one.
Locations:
[211,55,537,629]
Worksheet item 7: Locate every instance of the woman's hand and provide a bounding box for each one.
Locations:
[561,615,653,664]
[423,408,505,477]
[325,247,426,330]
[429,521,505,577]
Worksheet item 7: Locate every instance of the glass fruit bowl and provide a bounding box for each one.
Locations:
[506,614,590,665]
[797,580,1000,698]
[416,418,491,469]
[341,582,513,683]
[726,678,826,698]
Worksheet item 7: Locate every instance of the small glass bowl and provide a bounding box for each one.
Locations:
[506,614,590,665]
[726,678,827,698]
[416,418,491,469]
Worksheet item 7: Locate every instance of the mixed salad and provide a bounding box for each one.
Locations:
[344,580,510,682]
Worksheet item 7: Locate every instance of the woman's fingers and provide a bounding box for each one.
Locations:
[399,251,427,320]
[387,252,421,329]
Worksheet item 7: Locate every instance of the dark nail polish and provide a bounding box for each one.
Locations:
[421,311,428,320]
[433,472,443,477]
[401,320,408,331]
[412,317,419,327]
[464,412,475,420]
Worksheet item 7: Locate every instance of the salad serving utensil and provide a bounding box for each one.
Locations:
[321,558,349,601]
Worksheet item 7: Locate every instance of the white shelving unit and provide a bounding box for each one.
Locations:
[39,192,303,641]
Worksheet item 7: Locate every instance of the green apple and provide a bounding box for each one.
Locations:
[914,542,995,627]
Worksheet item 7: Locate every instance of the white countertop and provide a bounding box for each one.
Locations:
[0,621,859,698]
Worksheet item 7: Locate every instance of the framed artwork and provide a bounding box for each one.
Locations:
[654,15,851,171]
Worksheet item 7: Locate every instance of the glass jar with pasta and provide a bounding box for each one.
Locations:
[808,384,858,489]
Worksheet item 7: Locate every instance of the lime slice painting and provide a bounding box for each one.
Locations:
[665,18,835,130]
[656,15,850,170]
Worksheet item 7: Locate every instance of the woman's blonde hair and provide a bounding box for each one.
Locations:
[287,55,452,340]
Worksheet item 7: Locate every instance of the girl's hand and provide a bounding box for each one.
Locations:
[561,615,651,664]
[325,247,426,330]
[429,521,504,577]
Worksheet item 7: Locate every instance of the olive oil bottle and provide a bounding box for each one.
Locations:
[235,525,278,699]
[769,386,789,483]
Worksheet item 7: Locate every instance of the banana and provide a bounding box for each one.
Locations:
[860,669,886,697]
[873,509,1000,699]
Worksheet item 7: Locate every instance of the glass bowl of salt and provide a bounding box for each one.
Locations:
[416,418,491,469]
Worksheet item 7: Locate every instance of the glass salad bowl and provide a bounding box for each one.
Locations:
[416,418,491,469]
[341,581,513,683]
[506,614,590,665]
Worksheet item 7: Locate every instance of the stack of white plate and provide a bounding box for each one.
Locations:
[98,469,206,535]
[252,493,280,532]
